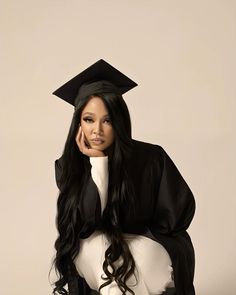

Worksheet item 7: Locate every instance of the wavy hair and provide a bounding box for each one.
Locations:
[52,92,137,294]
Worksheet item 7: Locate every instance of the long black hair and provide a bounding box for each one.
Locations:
[52,92,137,294]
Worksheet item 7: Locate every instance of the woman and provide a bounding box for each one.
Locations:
[52,59,195,295]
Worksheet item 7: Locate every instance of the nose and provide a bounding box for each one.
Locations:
[93,121,103,135]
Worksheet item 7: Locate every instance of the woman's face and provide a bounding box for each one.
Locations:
[80,96,115,152]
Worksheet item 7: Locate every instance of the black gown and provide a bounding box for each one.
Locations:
[54,139,196,295]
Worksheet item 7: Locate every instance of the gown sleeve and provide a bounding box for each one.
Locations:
[148,146,196,295]
[150,147,195,235]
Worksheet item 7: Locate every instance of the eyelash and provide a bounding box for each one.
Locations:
[83,117,93,123]
[83,117,111,124]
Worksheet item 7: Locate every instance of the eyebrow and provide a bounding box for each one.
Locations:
[82,112,109,117]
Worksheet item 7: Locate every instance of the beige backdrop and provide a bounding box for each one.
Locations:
[1,1,236,294]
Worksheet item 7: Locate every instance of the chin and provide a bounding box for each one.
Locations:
[90,144,106,151]
[90,142,114,153]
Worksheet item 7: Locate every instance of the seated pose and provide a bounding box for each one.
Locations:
[52,59,195,295]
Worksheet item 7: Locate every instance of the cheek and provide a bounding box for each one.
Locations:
[80,122,90,134]
[108,129,115,143]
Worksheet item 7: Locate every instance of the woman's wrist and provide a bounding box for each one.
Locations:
[90,151,105,157]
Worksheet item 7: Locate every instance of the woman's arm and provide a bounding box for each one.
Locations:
[151,146,195,235]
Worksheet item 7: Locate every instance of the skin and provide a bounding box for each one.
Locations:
[75,96,115,157]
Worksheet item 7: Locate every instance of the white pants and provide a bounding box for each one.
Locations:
[73,231,174,295]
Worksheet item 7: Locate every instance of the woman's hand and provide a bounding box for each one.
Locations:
[75,126,105,157]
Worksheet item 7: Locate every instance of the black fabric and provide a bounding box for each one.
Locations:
[54,139,195,295]
[52,59,137,107]
[74,80,121,108]
[78,174,102,238]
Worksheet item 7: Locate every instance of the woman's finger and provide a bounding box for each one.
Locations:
[76,126,104,157]
[80,130,88,153]
[75,126,83,152]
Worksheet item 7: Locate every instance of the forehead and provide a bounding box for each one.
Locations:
[82,96,108,115]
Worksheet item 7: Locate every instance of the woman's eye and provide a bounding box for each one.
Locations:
[104,118,111,124]
[83,117,93,123]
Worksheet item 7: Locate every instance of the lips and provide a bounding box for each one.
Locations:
[91,138,104,145]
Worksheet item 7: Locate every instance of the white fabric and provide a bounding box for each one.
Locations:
[74,231,173,295]
[89,156,109,214]
[74,156,174,294]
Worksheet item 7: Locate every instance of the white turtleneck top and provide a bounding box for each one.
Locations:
[89,156,109,215]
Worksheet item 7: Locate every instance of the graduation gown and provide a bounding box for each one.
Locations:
[54,139,196,295]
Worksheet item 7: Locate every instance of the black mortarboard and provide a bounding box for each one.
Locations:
[52,59,137,108]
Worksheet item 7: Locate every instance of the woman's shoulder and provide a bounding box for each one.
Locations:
[129,139,169,169]
[131,139,165,157]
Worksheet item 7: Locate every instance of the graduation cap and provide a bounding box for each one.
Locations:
[52,59,138,108]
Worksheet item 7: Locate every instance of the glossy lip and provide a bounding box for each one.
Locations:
[91,138,105,144]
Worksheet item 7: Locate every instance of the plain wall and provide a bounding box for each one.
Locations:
[1,1,236,294]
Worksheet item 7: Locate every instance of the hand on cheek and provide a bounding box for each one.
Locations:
[75,126,105,157]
